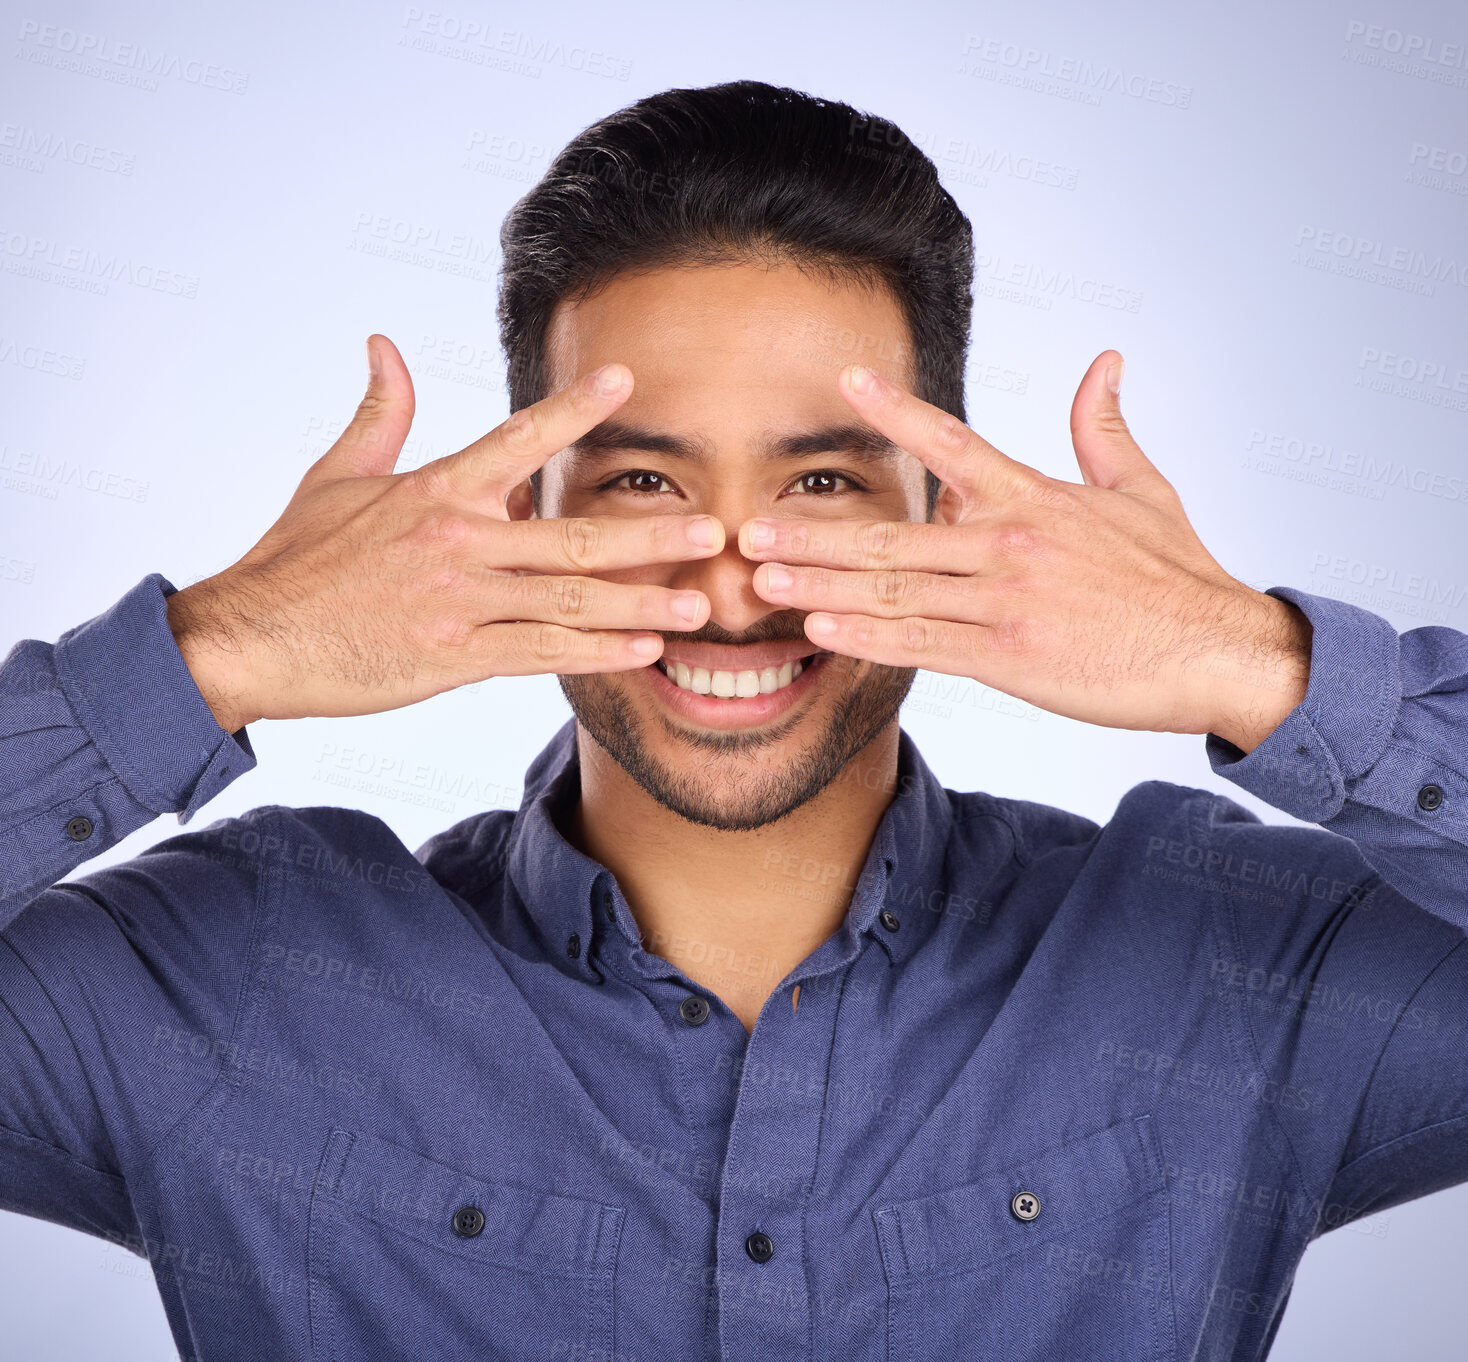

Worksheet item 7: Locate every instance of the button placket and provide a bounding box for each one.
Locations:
[715,967,848,1357]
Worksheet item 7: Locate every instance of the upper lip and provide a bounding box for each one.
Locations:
[658,642,826,671]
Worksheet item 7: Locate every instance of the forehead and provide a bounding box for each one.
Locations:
[543,259,915,417]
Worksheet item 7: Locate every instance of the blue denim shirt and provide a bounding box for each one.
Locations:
[3,571,1466,1361]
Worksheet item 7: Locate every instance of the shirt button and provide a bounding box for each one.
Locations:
[566,933,581,959]
[1417,783,1444,812]
[1010,1190,1041,1222]
[679,994,710,1026]
[878,909,900,933]
[65,815,94,842]
[451,1205,485,1238]
[745,1231,774,1263]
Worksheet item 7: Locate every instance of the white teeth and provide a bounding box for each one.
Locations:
[659,653,821,697]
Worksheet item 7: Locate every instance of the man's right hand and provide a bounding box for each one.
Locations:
[166,334,722,733]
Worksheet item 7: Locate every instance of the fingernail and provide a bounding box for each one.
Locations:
[807,614,838,637]
[591,364,628,396]
[746,521,774,550]
[367,336,380,380]
[687,516,718,547]
[763,564,793,592]
[671,593,703,623]
[630,634,663,658]
[1106,356,1124,396]
[848,364,875,395]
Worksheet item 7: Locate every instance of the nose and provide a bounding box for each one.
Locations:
[663,511,787,638]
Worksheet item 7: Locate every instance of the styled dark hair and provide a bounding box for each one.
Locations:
[496,79,974,518]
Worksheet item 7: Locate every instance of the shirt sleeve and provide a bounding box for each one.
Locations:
[1203,585,1468,1232]
[0,574,261,1241]
[1,571,256,927]
[1205,584,1468,931]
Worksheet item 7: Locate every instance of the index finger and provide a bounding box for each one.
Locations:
[837,364,1044,505]
[413,363,634,505]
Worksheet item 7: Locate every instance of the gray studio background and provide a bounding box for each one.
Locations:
[3,0,1466,1356]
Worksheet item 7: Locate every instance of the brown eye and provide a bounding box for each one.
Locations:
[792,470,859,495]
[598,470,674,495]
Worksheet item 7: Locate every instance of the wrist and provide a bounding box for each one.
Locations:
[1206,593,1313,754]
[165,581,263,735]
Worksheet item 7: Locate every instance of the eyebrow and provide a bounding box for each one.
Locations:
[566,418,903,468]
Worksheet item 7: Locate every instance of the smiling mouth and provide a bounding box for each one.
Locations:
[655,649,832,698]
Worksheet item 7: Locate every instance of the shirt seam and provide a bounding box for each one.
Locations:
[1335,933,1468,1169]
[953,805,1032,868]
[0,929,126,1177]
[1198,794,1318,1206]
[0,771,125,843]
[0,1113,127,1185]
[135,809,272,1171]
[1350,737,1468,845]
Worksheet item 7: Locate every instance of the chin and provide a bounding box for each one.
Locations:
[559,661,918,832]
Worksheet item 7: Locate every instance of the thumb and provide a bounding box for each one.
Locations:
[307,334,416,483]
[1068,350,1165,495]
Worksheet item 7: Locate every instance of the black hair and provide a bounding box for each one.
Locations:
[496,79,974,519]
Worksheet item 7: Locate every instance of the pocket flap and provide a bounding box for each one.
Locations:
[873,1115,1162,1284]
[315,1129,622,1277]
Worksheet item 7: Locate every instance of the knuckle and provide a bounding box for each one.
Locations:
[549,576,593,620]
[558,516,604,568]
[409,459,454,503]
[931,412,970,451]
[898,615,934,654]
[988,572,1032,606]
[431,612,475,648]
[1019,474,1073,513]
[428,511,473,544]
[993,522,1039,559]
[420,565,471,599]
[989,616,1032,654]
[854,518,901,567]
[498,406,540,453]
[528,620,572,665]
[873,569,909,610]
[408,510,468,551]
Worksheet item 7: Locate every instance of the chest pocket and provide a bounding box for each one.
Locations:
[307,1129,623,1362]
[873,1114,1174,1362]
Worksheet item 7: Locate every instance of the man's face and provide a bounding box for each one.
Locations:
[536,259,930,831]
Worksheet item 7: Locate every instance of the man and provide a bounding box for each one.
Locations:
[2,79,1465,1361]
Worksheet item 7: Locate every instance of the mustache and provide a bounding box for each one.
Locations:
[657,617,810,647]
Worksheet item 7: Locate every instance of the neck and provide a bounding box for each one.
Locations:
[564,721,902,1033]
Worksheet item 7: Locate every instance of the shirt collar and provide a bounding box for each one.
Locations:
[500,718,957,980]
